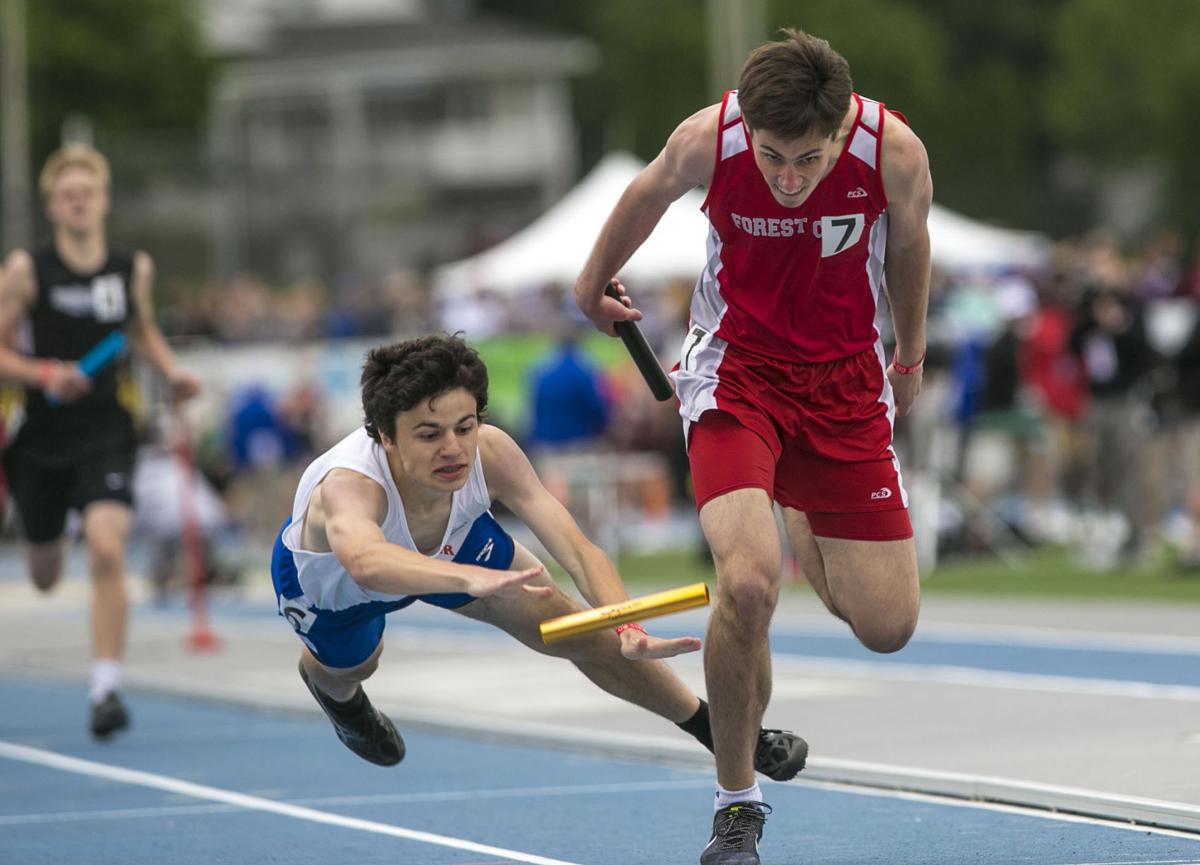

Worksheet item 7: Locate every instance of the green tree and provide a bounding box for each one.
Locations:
[479,0,707,168]
[770,0,1067,229]
[481,1,1200,237]
[1046,0,1200,233]
[23,0,214,173]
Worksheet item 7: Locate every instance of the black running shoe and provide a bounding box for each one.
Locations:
[90,692,130,739]
[298,661,404,766]
[700,801,772,865]
[754,729,807,781]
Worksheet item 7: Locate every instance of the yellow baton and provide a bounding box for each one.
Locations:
[539,582,710,644]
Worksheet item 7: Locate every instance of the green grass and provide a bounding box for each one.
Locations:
[921,547,1200,602]
[569,546,1200,604]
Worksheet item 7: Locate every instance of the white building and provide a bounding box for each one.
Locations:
[206,0,596,281]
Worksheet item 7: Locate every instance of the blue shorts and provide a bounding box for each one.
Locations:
[271,511,515,668]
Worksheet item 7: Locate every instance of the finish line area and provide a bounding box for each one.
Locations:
[2,673,1199,865]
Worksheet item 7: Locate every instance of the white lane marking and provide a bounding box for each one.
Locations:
[1049,861,1200,864]
[295,778,714,807]
[770,654,1200,702]
[767,614,1200,655]
[387,613,1200,656]
[0,740,583,865]
[0,779,716,827]
[790,779,1200,842]
[0,803,232,825]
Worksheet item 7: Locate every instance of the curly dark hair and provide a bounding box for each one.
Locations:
[738,29,852,140]
[361,334,489,442]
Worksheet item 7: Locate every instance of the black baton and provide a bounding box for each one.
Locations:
[605,282,674,401]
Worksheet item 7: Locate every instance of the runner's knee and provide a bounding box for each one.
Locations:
[715,565,779,628]
[30,564,60,593]
[854,615,916,654]
[28,545,62,592]
[88,540,125,578]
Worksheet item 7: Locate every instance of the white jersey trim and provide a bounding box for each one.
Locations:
[848,126,878,169]
[722,91,742,125]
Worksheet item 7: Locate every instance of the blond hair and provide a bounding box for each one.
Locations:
[39,144,111,198]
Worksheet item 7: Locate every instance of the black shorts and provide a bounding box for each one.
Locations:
[3,443,135,543]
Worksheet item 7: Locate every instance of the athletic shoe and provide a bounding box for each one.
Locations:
[700,801,772,864]
[754,729,808,781]
[90,692,130,739]
[298,661,404,766]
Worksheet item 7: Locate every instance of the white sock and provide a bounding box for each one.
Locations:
[715,782,763,811]
[90,659,122,704]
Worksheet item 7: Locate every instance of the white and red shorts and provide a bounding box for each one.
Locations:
[672,331,911,541]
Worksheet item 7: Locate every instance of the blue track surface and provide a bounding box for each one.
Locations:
[141,595,1200,690]
[2,676,1198,865]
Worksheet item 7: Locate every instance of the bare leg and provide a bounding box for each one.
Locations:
[82,502,133,663]
[699,488,782,791]
[300,640,382,702]
[26,540,65,593]
[781,508,920,653]
[456,542,700,723]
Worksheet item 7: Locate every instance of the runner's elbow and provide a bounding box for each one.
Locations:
[342,546,379,588]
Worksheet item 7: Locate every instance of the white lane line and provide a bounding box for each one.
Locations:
[0,740,582,865]
[295,778,714,807]
[0,803,232,826]
[767,615,1200,655]
[770,654,1200,702]
[791,779,1200,842]
[1049,860,1200,864]
[387,616,1200,656]
[0,779,715,827]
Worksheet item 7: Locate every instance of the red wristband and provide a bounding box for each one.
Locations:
[36,360,54,390]
[892,350,925,375]
[615,622,646,637]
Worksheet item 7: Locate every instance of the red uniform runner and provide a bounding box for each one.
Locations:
[674,91,912,540]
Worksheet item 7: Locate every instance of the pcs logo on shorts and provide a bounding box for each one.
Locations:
[279,597,318,634]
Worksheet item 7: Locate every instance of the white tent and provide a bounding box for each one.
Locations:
[925,201,1050,273]
[432,152,708,301]
[431,151,1050,301]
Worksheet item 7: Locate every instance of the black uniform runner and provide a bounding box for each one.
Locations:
[4,248,138,543]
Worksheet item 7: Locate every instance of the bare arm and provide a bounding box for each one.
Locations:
[482,426,626,607]
[0,250,90,399]
[0,251,38,383]
[573,105,719,335]
[127,252,201,402]
[482,426,701,658]
[320,468,544,597]
[881,114,933,416]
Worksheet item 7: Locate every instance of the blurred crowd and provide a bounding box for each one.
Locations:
[124,226,1200,581]
[158,269,436,343]
[910,229,1200,571]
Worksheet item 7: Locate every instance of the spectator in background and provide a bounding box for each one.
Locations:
[1131,230,1184,301]
[1021,271,1090,534]
[1070,284,1157,562]
[275,379,327,464]
[384,268,433,337]
[225,385,300,544]
[1178,231,1200,301]
[229,386,289,472]
[1172,313,1200,569]
[440,288,509,340]
[527,331,610,449]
